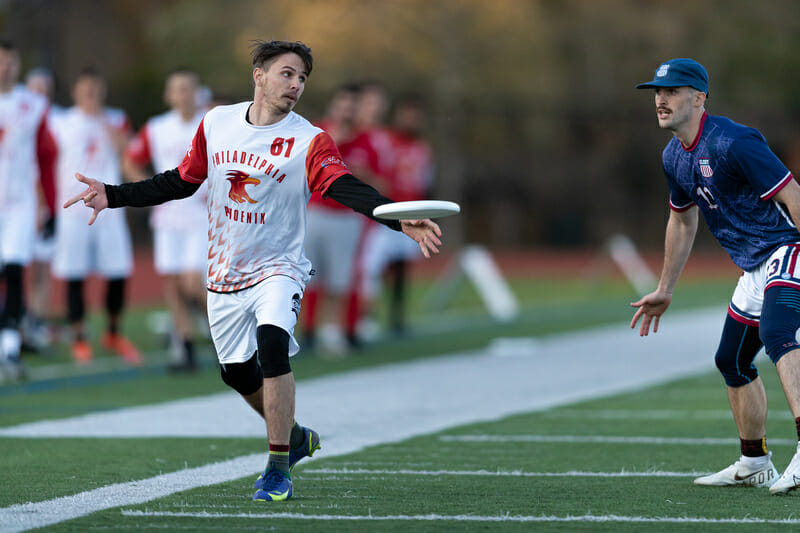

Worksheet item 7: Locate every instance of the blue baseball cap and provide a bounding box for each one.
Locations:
[636,58,709,95]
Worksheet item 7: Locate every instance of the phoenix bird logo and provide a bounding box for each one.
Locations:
[226,170,260,204]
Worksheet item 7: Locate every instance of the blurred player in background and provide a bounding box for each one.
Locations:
[360,93,434,335]
[123,69,207,372]
[631,58,800,494]
[346,81,396,341]
[51,67,140,365]
[65,40,442,502]
[303,83,364,355]
[0,41,56,381]
[22,66,61,354]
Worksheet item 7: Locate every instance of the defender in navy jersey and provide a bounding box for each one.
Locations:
[632,58,800,494]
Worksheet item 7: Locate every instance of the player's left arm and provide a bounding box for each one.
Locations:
[773,178,800,230]
[324,175,442,258]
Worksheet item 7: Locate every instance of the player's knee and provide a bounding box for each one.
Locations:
[759,320,800,364]
[257,324,291,378]
[760,287,800,364]
[220,352,262,396]
[714,314,761,387]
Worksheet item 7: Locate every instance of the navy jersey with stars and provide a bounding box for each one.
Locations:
[663,112,797,271]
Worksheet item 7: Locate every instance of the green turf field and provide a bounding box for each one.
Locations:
[6,273,800,531]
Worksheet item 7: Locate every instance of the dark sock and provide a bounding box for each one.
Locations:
[290,421,305,449]
[267,443,290,473]
[183,339,195,364]
[795,417,800,441]
[740,437,768,458]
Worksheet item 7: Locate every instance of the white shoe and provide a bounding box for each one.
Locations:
[770,443,800,494]
[694,453,778,487]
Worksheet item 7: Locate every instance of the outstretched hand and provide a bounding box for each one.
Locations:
[63,173,109,225]
[630,290,672,336]
[400,219,442,259]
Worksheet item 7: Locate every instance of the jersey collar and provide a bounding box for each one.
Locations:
[681,111,707,152]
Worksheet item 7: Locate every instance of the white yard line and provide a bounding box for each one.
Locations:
[120,510,800,525]
[299,467,705,477]
[439,434,800,446]
[0,308,724,532]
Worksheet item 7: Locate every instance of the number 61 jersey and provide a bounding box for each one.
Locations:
[177,102,350,293]
[662,112,798,272]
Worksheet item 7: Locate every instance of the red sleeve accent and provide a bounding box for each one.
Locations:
[305,131,350,195]
[125,125,152,166]
[177,118,208,184]
[36,113,57,215]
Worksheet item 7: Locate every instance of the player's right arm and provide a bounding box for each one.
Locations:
[64,118,208,225]
[630,205,699,336]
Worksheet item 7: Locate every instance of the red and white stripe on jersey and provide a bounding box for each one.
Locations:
[176,103,350,293]
[126,109,207,230]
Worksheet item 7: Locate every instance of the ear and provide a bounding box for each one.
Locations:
[253,67,264,88]
[695,91,706,107]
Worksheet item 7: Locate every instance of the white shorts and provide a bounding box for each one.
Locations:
[52,211,133,279]
[154,226,207,275]
[305,208,363,293]
[359,223,420,297]
[208,275,303,364]
[0,204,36,265]
[729,243,800,325]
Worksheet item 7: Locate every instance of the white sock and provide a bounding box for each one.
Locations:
[0,328,21,361]
[739,453,770,467]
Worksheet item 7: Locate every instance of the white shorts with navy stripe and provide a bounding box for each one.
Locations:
[729,243,800,326]
[207,275,303,365]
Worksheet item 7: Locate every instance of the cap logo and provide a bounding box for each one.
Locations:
[656,64,670,78]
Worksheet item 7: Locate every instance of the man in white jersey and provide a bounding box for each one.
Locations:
[51,67,140,365]
[0,41,56,382]
[123,69,207,372]
[65,40,443,503]
[22,66,61,354]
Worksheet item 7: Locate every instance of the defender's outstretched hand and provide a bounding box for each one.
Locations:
[400,219,442,259]
[630,290,672,336]
[63,173,109,225]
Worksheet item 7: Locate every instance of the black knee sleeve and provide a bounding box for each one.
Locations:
[220,351,262,395]
[1,263,23,325]
[106,278,125,316]
[67,279,85,323]
[257,324,291,378]
[760,286,800,363]
[714,314,762,387]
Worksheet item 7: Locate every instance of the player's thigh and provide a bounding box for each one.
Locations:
[322,213,363,293]
[94,212,133,278]
[52,215,92,278]
[154,227,207,275]
[250,275,303,356]
[0,207,36,265]
[207,290,257,365]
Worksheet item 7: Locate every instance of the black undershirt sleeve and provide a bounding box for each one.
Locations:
[323,174,402,231]
[105,168,200,208]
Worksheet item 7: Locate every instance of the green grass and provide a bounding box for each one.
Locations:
[39,369,800,532]
[6,272,780,531]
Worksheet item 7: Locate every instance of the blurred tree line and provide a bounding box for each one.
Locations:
[4,0,800,253]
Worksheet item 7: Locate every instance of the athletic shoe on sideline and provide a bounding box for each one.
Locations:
[71,340,93,364]
[770,443,800,494]
[252,468,292,501]
[694,453,778,487]
[0,356,26,383]
[255,426,321,489]
[101,333,143,365]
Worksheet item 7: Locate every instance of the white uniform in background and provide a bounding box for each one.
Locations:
[51,106,133,279]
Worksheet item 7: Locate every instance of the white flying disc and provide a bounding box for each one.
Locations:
[373,200,461,220]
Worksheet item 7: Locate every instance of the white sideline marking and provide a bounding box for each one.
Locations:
[0,308,724,532]
[120,510,800,525]
[544,408,795,421]
[439,434,800,446]
[300,467,704,477]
